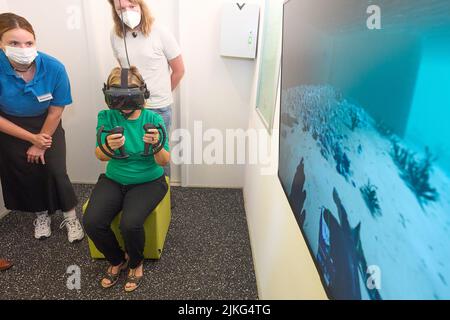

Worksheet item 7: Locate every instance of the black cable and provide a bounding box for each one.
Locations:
[119,0,132,68]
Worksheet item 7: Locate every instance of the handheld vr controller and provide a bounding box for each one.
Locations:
[143,123,167,156]
[97,123,167,160]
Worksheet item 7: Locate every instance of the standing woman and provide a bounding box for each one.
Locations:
[0,13,84,242]
[108,0,185,177]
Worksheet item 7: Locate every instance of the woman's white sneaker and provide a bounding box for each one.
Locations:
[34,213,51,240]
[60,218,85,243]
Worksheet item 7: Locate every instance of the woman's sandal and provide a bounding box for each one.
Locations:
[124,262,144,293]
[101,259,129,289]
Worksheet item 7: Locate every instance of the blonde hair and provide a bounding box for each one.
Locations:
[107,0,154,38]
[107,66,145,88]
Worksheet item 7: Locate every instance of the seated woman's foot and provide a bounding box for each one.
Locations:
[125,262,144,293]
[101,260,128,289]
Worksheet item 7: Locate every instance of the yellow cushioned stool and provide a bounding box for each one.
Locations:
[83,177,171,260]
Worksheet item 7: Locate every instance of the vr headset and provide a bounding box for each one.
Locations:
[102,68,150,111]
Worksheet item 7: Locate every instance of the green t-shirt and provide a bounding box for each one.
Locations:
[96,109,169,185]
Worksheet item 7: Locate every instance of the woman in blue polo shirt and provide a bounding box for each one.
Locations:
[0,13,84,243]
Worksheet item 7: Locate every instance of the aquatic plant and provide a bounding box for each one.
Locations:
[348,107,363,131]
[333,143,351,180]
[357,144,363,154]
[285,86,379,181]
[281,112,299,128]
[288,85,356,180]
[376,121,393,138]
[360,180,382,218]
[391,140,438,205]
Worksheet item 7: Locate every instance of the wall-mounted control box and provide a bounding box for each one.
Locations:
[220,2,260,59]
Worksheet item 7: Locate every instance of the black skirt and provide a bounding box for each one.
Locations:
[0,111,78,214]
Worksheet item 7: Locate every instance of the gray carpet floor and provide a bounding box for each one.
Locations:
[0,185,258,300]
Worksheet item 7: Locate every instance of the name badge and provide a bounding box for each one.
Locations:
[37,93,53,103]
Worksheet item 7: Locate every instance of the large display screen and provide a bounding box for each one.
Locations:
[279,0,450,299]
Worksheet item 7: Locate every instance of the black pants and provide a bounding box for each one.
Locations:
[83,174,168,269]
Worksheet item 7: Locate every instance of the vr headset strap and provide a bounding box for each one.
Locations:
[121,68,129,89]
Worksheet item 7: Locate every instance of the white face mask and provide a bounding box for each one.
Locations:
[4,46,38,65]
[120,10,141,30]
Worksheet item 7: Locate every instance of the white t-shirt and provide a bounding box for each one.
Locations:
[110,24,181,109]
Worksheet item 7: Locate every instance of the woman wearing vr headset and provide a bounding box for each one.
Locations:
[83,66,170,292]
[108,0,185,177]
[0,13,84,243]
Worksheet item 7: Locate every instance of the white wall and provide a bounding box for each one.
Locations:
[243,0,328,299]
[178,0,256,188]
